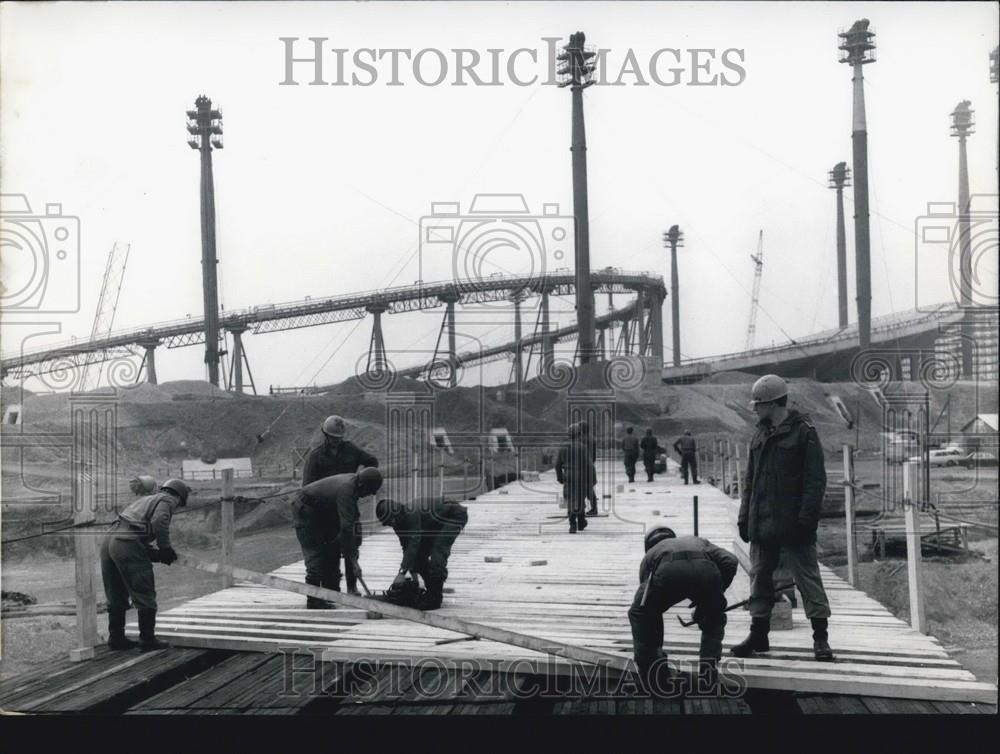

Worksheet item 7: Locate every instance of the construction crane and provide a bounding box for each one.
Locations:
[78,242,131,391]
[744,230,764,351]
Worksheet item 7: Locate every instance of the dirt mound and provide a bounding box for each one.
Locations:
[703,370,759,384]
[158,380,235,400]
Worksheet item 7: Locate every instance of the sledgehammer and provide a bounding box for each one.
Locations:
[677,581,796,627]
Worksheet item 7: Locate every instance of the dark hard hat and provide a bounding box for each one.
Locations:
[357,466,383,493]
[160,478,191,505]
[322,415,346,438]
[644,525,676,551]
[376,498,402,525]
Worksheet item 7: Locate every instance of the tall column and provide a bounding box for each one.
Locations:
[540,290,554,375]
[635,288,646,356]
[366,304,387,376]
[829,162,850,329]
[512,293,524,388]
[839,20,876,349]
[139,339,159,385]
[951,100,975,378]
[664,225,683,366]
[439,292,459,388]
[649,290,665,368]
[186,96,224,387]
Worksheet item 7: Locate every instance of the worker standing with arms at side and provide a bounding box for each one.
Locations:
[291,467,383,608]
[578,421,599,516]
[302,415,379,595]
[555,423,595,534]
[640,428,660,483]
[100,479,191,651]
[732,374,835,662]
[673,430,700,485]
[621,426,639,484]
[628,526,738,692]
[375,496,468,610]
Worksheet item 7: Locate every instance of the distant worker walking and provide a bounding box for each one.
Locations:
[673,430,699,485]
[302,415,380,595]
[621,427,640,483]
[556,423,596,534]
[100,478,191,651]
[375,497,469,610]
[291,468,383,608]
[732,374,834,662]
[628,526,738,692]
[640,428,660,482]
[578,421,599,516]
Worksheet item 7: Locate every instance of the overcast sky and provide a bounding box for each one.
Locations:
[2,1,998,392]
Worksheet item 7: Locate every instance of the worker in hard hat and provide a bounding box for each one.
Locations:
[621,426,640,483]
[640,428,661,482]
[732,374,834,662]
[578,421,600,515]
[100,478,191,651]
[672,430,700,485]
[628,526,738,694]
[555,422,596,534]
[291,467,383,608]
[375,497,469,610]
[128,475,157,496]
[302,415,379,595]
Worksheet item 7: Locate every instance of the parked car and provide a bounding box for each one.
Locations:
[906,447,967,467]
[961,451,998,469]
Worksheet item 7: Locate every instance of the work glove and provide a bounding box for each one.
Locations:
[158,547,178,566]
[738,521,749,544]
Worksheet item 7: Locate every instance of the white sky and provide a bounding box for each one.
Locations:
[1,1,998,391]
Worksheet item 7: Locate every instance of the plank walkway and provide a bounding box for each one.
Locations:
[121,462,997,705]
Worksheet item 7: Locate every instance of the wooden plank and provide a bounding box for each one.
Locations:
[174,554,635,673]
[843,445,859,587]
[70,507,99,661]
[903,462,926,633]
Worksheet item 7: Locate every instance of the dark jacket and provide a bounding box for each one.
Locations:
[390,498,469,572]
[738,410,827,545]
[302,440,378,486]
[621,434,640,458]
[640,536,738,590]
[291,472,363,559]
[673,435,697,455]
[555,435,597,500]
[640,434,660,459]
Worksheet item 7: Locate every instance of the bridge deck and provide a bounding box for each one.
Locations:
[120,465,996,704]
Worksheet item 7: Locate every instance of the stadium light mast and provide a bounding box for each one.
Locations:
[557,32,597,365]
[187,95,224,387]
[950,100,975,378]
[838,19,876,350]
[828,162,852,329]
[663,225,684,367]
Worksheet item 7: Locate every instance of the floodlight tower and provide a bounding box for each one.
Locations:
[663,225,684,367]
[828,162,852,329]
[838,19,876,349]
[951,100,975,378]
[557,32,597,365]
[187,95,224,387]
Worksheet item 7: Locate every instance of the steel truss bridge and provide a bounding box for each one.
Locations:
[1,270,668,392]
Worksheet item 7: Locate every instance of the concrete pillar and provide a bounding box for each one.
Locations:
[228,327,247,393]
[138,339,159,385]
[366,304,387,375]
[540,290,554,375]
[635,288,646,356]
[649,289,665,367]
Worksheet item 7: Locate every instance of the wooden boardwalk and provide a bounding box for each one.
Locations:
[121,463,996,705]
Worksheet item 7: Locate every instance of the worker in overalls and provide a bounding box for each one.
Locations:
[100,479,190,651]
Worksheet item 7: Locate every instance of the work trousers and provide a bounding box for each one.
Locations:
[680,453,699,484]
[643,456,656,481]
[296,525,362,592]
[628,559,727,668]
[748,541,831,620]
[624,453,638,482]
[411,523,465,587]
[100,530,157,612]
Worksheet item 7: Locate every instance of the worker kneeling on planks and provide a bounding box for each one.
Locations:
[291,467,383,608]
[100,478,190,651]
[375,497,468,610]
[628,526,738,694]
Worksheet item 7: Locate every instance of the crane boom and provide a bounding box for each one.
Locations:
[745,231,764,351]
[78,242,131,391]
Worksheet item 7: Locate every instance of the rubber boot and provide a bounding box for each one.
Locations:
[811,618,834,661]
[137,608,169,651]
[416,580,443,611]
[568,515,577,534]
[306,579,337,609]
[730,617,770,657]
[577,513,588,531]
[106,607,137,650]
